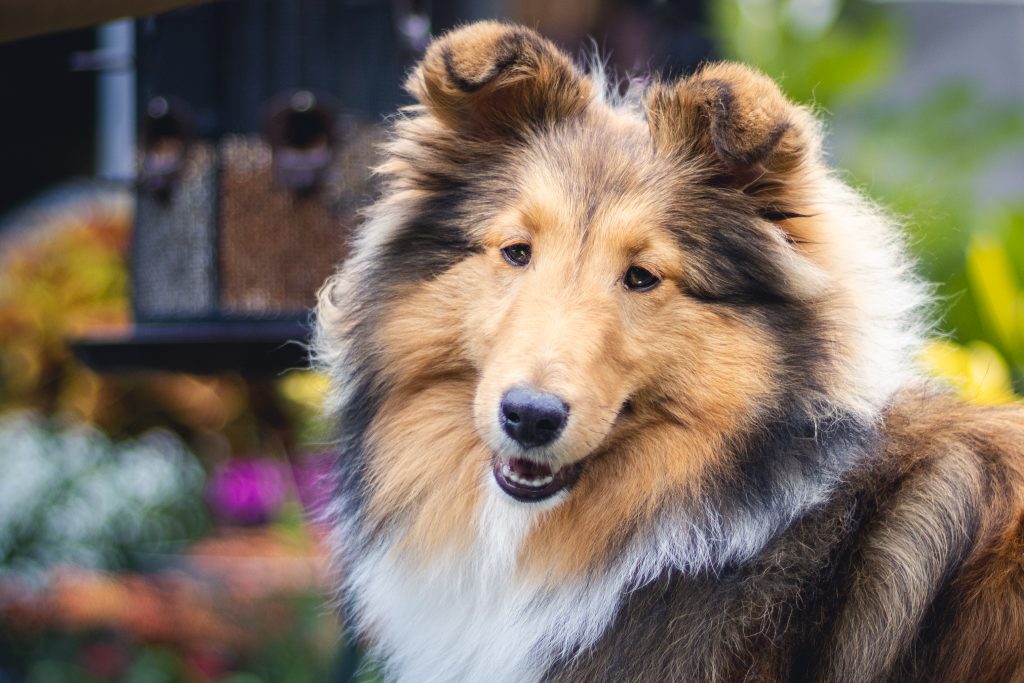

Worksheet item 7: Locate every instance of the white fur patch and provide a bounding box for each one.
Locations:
[345,477,623,683]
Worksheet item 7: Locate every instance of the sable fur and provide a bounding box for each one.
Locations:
[315,21,1024,683]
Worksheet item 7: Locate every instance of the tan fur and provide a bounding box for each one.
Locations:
[409,20,592,139]
[862,396,1024,683]
[646,62,816,181]
[364,120,785,575]
[365,30,820,574]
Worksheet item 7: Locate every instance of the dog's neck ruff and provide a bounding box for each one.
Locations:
[342,495,622,683]
[333,406,876,683]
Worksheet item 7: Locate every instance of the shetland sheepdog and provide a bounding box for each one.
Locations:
[315,21,1024,682]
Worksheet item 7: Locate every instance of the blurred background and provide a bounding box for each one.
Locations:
[0,0,1021,681]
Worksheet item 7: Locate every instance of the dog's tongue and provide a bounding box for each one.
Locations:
[508,457,552,479]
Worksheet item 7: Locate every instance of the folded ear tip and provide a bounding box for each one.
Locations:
[429,19,529,51]
[700,62,816,137]
[693,62,786,99]
[412,21,544,96]
[406,21,589,137]
[647,60,817,174]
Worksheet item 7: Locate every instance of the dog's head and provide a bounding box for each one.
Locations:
[318,22,919,570]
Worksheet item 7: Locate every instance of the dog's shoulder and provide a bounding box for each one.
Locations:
[547,389,1024,683]
[848,387,1024,682]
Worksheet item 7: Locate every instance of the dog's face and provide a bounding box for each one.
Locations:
[319,22,905,572]
[463,130,793,505]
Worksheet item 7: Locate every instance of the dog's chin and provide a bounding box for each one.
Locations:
[491,454,586,503]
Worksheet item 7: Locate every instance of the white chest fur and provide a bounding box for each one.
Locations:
[346,486,624,683]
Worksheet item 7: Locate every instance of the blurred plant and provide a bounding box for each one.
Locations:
[207,458,288,526]
[839,104,1024,396]
[0,185,130,418]
[207,453,335,528]
[964,213,1024,370]
[2,526,341,683]
[838,95,1024,348]
[709,0,898,107]
[16,621,340,683]
[920,339,1016,405]
[0,412,207,584]
[0,183,344,680]
[276,371,331,446]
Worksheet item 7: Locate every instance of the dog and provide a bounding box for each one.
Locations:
[315,21,1024,682]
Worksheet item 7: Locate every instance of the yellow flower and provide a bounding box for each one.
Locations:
[920,339,1018,404]
[278,371,329,410]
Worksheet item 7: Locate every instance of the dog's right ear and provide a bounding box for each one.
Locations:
[645,63,817,192]
[407,22,592,140]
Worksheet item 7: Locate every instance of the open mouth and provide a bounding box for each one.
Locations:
[492,456,583,502]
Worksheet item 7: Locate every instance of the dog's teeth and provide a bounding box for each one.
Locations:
[504,467,555,488]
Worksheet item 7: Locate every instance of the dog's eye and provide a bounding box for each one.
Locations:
[624,266,660,292]
[501,243,532,267]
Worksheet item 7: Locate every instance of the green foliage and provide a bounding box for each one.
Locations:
[11,614,340,683]
[0,413,208,581]
[839,91,1024,370]
[709,0,899,107]
[234,592,339,683]
[965,209,1024,369]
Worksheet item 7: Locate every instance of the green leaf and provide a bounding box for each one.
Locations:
[966,234,1021,358]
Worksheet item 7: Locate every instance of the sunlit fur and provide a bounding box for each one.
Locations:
[315,21,1024,683]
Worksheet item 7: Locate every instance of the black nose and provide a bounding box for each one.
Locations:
[499,387,569,449]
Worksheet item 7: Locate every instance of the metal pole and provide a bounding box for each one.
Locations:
[96,20,136,182]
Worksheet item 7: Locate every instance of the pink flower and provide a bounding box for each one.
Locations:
[207,458,287,525]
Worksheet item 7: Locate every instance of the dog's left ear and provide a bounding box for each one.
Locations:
[646,63,818,193]
[407,21,592,139]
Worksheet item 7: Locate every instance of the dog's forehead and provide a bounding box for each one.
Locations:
[510,120,687,246]
[528,118,657,193]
